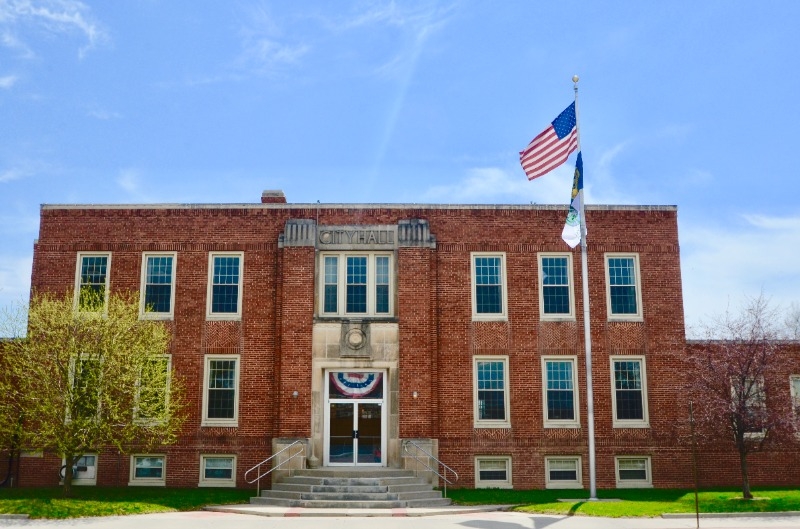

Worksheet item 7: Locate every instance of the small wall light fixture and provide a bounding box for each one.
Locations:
[292,390,299,399]
[412,391,419,399]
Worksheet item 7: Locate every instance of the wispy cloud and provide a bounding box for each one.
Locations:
[86,107,121,120]
[116,168,140,194]
[0,74,18,88]
[0,0,107,58]
[680,213,800,335]
[233,5,310,76]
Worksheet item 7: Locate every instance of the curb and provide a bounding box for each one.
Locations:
[204,504,510,517]
[0,514,30,519]
[662,511,800,519]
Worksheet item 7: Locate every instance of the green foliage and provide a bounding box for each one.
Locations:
[0,487,251,519]
[446,487,800,517]
[1,291,187,493]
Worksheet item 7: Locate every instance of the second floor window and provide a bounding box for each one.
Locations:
[207,253,243,319]
[141,253,175,318]
[75,253,110,312]
[320,253,393,317]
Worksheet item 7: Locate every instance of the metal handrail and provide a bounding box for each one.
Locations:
[244,440,305,496]
[403,439,458,497]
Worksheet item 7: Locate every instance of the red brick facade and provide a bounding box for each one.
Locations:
[7,196,799,490]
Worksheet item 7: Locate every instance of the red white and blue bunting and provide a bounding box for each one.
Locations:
[330,372,383,398]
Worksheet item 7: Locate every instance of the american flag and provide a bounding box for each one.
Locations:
[520,102,578,180]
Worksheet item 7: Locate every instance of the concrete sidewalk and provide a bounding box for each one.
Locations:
[204,503,510,517]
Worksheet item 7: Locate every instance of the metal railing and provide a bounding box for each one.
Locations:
[403,439,458,497]
[244,440,305,496]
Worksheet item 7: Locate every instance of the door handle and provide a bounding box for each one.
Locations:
[352,430,359,439]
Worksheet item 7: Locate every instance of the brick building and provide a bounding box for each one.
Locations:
[7,190,800,490]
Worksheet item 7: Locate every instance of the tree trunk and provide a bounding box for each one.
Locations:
[62,455,76,497]
[739,449,753,499]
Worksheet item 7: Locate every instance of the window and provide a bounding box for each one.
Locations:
[791,376,800,416]
[542,357,580,428]
[471,253,507,320]
[61,454,97,486]
[611,356,649,428]
[615,456,652,488]
[732,376,767,438]
[140,253,176,319]
[199,455,236,487]
[207,253,243,319]
[202,355,240,427]
[129,455,165,486]
[319,253,393,317]
[605,254,643,320]
[473,356,510,428]
[545,456,582,489]
[135,355,171,424]
[538,253,575,319]
[74,253,110,312]
[475,457,512,488]
[69,357,101,422]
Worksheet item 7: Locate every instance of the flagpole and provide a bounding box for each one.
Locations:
[572,74,597,501]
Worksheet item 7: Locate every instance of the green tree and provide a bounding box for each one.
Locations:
[1,291,186,494]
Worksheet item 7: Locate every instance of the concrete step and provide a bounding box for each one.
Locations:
[273,483,389,493]
[250,497,407,509]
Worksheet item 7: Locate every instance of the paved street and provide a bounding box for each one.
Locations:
[3,510,800,529]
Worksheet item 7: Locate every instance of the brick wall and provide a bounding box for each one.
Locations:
[17,201,799,490]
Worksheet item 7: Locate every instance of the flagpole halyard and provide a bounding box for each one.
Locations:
[572,74,598,501]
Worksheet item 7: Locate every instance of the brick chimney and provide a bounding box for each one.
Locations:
[261,190,287,204]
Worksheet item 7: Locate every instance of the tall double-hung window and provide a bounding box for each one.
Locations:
[207,253,243,319]
[611,356,649,428]
[320,253,393,317]
[140,253,176,319]
[542,357,580,428]
[471,253,507,320]
[605,253,643,320]
[538,253,575,319]
[473,356,510,428]
[74,253,110,312]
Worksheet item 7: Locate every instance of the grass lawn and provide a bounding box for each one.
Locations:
[446,487,800,517]
[0,487,252,519]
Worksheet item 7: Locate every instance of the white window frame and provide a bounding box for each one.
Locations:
[206,252,244,320]
[61,453,98,486]
[471,252,508,321]
[318,252,395,317]
[129,454,166,486]
[74,252,111,313]
[604,253,643,321]
[139,252,177,320]
[538,253,575,320]
[541,356,580,428]
[545,456,583,489]
[615,456,652,488]
[134,354,172,425]
[473,355,511,429]
[474,456,512,489]
[201,354,241,427]
[199,454,237,487]
[610,355,650,428]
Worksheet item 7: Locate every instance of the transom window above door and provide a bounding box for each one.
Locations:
[319,253,394,317]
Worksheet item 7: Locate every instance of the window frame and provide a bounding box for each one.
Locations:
[604,253,643,321]
[129,454,166,486]
[545,456,583,489]
[791,375,800,436]
[206,252,244,320]
[139,252,177,320]
[473,355,511,429]
[610,355,650,428]
[134,354,172,425]
[474,456,512,489]
[66,355,102,423]
[199,454,237,487]
[470,252,508,321]
[541,356,581,428]
[201,354,241,427]
[733,376,767,439]
[615,456,652,488]
[74,252,111,313]
[318,252,395,317]
[538,253,575,320]
[61,453,98,486]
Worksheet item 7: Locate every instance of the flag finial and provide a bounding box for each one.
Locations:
[572,74,579,83]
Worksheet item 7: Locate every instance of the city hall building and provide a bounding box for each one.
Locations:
[8,191,800,490]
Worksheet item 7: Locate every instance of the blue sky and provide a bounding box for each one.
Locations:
[1,0,798,335]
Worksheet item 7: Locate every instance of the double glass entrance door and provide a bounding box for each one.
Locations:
[326,371,384,466]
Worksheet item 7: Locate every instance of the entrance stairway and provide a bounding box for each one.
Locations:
[250,467,452,508]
